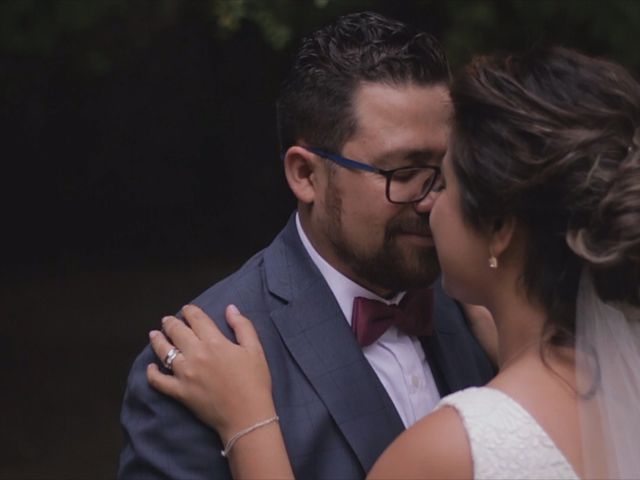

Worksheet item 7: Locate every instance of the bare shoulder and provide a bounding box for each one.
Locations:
[368,406,472,479]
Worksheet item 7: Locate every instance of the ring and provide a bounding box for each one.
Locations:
[163,347,180,371]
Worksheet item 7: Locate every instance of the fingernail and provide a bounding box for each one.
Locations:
[182,304,192,312]
[228,304,240,315]
[149,330,159,339]
[161,316,170,324]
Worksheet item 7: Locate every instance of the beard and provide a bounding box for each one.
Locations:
[324,185,440,293]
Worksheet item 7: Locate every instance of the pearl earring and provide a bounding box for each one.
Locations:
[488,256,498,269]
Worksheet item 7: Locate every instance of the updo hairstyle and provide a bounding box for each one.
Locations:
[450,47,640,340]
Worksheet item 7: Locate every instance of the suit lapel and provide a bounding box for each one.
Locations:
[419,334,451,396]
[264,216,404,470]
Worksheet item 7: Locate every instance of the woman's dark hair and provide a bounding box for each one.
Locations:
[450,46,640,343]
[276,11,449,154]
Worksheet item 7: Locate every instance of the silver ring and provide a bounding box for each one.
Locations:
[163,347,180,371]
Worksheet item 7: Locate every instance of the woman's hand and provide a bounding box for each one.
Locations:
[146,304,276,444]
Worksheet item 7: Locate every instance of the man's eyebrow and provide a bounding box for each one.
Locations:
[374,148,445,167]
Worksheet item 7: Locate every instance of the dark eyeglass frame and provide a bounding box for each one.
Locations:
[302,146,442,204]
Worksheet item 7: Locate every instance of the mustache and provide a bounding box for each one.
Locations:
[386,215,432,237]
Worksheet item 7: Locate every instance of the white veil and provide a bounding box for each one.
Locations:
[575,270,640,479]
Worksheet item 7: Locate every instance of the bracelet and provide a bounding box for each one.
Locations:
[220,415,280,457]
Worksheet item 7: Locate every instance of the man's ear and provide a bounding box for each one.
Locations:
[488,216,517,261]
[283,146,322,204]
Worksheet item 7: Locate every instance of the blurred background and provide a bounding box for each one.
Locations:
[2,0,639,478]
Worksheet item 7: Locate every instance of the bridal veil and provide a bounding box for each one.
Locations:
[576,271,640,479]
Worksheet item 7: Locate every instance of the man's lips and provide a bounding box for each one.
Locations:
[397,229,432,238]
[396,230,435,246]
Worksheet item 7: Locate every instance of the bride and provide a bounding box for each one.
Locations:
[146,46,640,479]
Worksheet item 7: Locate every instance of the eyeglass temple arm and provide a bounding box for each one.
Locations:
[304,147,378,173]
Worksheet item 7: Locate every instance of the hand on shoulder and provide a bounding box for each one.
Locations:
[146,304,276,443]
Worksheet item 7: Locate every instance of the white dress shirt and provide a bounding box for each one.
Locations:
[295,214,440,427]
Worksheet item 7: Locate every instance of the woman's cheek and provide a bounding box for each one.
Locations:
[429,193,445,239]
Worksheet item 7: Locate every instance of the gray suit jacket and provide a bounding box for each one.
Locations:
[119,214,494,479]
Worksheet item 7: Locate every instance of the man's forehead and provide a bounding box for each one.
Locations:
[344,82,450,162]
[351,80,451,104]
[349,82,451,127]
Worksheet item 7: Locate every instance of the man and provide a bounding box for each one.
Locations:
[119,11,494,479]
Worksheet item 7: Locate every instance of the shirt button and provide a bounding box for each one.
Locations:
[411,375,421,388]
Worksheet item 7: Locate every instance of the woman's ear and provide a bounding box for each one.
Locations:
[488,216,517,262]
[283,146,321,204]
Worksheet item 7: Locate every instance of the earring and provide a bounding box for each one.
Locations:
[488,256,498,269]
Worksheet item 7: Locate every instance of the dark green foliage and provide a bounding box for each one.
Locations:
[0,0,640,73]
[1,0,639,73]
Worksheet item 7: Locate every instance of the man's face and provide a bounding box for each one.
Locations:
[310,82,451,296]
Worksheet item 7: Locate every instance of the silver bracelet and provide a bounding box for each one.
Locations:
[220,415,280,457]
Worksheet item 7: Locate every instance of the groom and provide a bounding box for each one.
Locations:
[119,11,494,479]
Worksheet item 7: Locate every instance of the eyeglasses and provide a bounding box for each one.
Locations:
[303,146,442,204]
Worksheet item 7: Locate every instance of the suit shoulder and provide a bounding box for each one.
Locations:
[119,344,230,479]
[190,248,269,311]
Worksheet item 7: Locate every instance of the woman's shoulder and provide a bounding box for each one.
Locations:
[368,401,472,479]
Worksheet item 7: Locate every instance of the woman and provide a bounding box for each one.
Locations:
[147,47,640,479]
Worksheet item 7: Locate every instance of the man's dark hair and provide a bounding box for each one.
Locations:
[276,11,450,154]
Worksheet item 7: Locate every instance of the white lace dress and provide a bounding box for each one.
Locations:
[436,387,579,480]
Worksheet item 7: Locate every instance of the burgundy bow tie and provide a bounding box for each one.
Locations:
[351,288,435,347]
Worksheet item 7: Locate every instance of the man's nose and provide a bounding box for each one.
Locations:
[412,190,438,214]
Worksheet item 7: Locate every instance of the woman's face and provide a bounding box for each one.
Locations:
[430,147,492,305]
